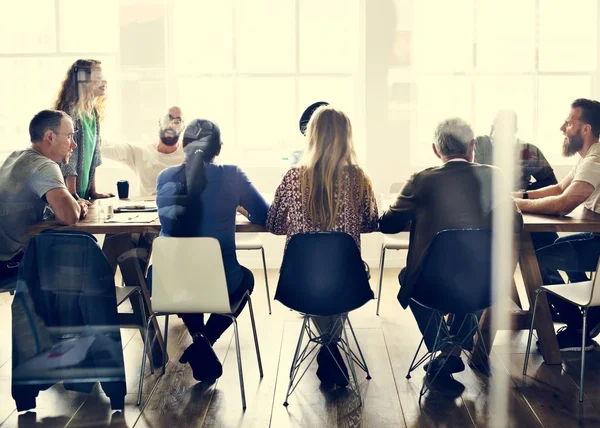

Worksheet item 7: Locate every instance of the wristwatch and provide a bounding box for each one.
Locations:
[522,191,529,200]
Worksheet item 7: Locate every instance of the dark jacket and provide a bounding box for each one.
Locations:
[379,161,523,308]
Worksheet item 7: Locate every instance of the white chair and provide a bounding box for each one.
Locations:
[523,261,600,402]
[236,234,272,314]
[136,237,263,410]
[376,182,409,315]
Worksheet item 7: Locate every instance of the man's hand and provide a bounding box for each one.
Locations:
[237,206,249,218]
[511,191,524,199]
[76,199,89,219]
[90,191,115,199]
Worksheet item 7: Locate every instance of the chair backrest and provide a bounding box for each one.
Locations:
[275,232,374,316]
[586,257,600,307]
[151,237,232,314]
[389,182,404,194]
[412,229,493,314]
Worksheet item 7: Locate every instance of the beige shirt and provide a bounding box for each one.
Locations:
[566,142,600,213]
[103,142,184,196]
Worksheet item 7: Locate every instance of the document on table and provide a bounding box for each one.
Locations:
[104,212,159,223]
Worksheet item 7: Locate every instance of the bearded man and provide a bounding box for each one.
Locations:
[103,106,185,196]
[514,98,600,352]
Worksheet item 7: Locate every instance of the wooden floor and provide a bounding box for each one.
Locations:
[1,269,599,427]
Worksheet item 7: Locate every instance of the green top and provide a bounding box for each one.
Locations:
[78,113,97,197]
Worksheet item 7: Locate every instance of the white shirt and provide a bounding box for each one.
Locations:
[565,142,600,213]
[103,142,184,196]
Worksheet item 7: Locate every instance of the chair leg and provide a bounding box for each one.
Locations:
[406,310,436,378]
[420,312,445,404]
[376,245,386,315]
[580,309,588,402]
[137,313,157,406]
[345,315,371,379]
[137,291,154,375]
[523,290,542,376]
[231,318,247,410]
[260,247,272,315]
[162,315,169,375]
[247,295,263,377]
[341,319,363,407]
[284,317,308,406]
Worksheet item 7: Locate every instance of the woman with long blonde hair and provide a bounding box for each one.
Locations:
[54,59,113,200]
[267,105,378,387]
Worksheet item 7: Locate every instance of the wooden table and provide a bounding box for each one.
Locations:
[29,199,267,369]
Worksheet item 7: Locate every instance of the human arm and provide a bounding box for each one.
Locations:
[101,141,138,166]
[360,181,379,233]
[378,175,417,233]
[266,169,295,235]
[515,180,594,216]
[237,167,269,225]
[89,177,114,199]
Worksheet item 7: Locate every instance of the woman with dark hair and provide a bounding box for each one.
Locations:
[53,59,113,200]
[155,119,269,381]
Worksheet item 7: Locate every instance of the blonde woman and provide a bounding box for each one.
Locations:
[54,59,113,200]
[267,105,378,387]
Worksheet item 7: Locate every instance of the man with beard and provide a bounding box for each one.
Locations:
[514,98,600,352]
[103,106,185,196]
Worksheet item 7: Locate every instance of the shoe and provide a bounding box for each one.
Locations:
[423,355,465,377]
[316,343,349,388]
[179,335,223,381]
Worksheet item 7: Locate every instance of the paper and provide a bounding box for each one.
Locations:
[104,212,158,223]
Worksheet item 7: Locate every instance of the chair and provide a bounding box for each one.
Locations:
[11,230,132,411]
[236,233,272,314]
[137,237,263,410]
[523,258,600,402]
[377,182,409,315]
[404,229,493,402]
[275,232,373,407]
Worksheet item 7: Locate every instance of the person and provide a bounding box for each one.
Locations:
[0,110,88,284]
[475,109,558,191]
[155,118,269,381]
[379,117,522,377]
[514,98,600,351]
[266,105,379,388]
[54,59,113,200]
[103,106,185,196]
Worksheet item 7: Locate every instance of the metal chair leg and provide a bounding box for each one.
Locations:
[376,245,386,315]
[342,320,363,406]
[580,309,588,402]
[406,310,436,378]
[419,313,445,404]
[137,291,154,375]
[260,247,272,314]
[284,317,308,406]
[137,313,157,406]
[247,295,263,377]
[231,318,247,410]
[162,315,169,374]
[523,290,542,375]
[345,315,371,379]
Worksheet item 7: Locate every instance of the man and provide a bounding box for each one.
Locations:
[379,117,522,377]
[476,109,558,191]
[514,98,600,351]
[103,106,185,196]
[0,110,88,283]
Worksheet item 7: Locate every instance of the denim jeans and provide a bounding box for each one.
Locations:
[534,232,600,332]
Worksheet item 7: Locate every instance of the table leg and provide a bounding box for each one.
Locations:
[519,232,561,365]
[103,234,166,368]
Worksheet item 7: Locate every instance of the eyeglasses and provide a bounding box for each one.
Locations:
[160,115,184,127]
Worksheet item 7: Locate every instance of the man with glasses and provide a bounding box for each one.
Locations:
[103,106,185,196]
[0,109,88,285]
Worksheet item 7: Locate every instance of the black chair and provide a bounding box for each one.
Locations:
[275,232,374,407]
[404,229,493,401]
[11,231,129,411]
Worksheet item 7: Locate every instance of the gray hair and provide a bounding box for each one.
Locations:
[434,117,474,157]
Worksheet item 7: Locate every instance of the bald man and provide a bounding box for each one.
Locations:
[103,106,185,196]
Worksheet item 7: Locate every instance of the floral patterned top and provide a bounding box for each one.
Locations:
[266,166,379,250]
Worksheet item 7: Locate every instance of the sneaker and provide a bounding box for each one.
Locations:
[423,355,465,377]
[555,326,595,351]
[179,335,223,381]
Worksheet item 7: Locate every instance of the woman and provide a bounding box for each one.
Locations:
[266,105,378,387]
[156,118,269,381]
[54,59,113,200]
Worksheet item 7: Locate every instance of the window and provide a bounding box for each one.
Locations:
[410,0,598,165]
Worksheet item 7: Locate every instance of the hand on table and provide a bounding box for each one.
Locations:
[90,191,115,200]
[76,199,89,219]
